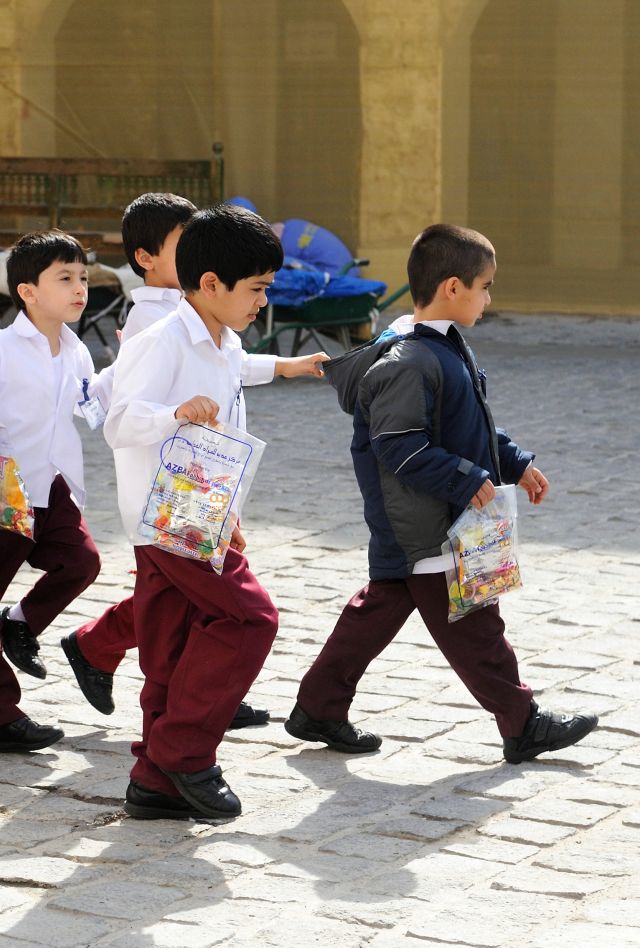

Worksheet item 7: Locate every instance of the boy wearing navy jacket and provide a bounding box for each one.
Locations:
[286,223,598,765]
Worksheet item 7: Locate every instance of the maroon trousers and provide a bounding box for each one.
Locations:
[76,596,135,673]
[297,574,533,738]
[130,544,278,796]
[0,475,100,725]
[0,475,101,636]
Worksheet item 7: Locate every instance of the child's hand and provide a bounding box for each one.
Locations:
[229,523,246,552]
[470,478,496,509]
[518,465,549,504]
[175,396,220,425]
[275,352,330,379]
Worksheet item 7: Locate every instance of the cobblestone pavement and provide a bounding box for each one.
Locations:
[0,313,639,947]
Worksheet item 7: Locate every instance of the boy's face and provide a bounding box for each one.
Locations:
[137,224,183,290]
[18,259,88,325]
[202,270,275,337]
[451,261,496,328]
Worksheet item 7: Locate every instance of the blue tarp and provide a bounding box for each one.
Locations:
[268,259,387,308]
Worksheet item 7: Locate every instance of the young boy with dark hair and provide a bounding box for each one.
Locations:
[104,204,327,820]
[285,223,598,765]
[0,231,111,751]
[63,193,314,731]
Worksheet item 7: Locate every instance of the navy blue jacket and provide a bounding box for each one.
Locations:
[325,324,533,579]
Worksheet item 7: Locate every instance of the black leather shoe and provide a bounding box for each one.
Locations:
[160,764,241,820]
[61,632,114,715]
[1,608,46,679]
[226,700,270,730]
[503,703,598,764]
[0,716,63,752]
[123,781,202,820]
[284,702,382,754]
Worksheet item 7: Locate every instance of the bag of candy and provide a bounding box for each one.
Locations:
[0,455,35,540]
[138,421,266,574]
[443,483,521,622]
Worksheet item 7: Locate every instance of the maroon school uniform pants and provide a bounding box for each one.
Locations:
[76,596,135,673]
[297,574,533,739]
[0,474,101,638]
[129,544,278,796]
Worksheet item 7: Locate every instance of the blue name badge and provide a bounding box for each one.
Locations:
[78,378,106,430]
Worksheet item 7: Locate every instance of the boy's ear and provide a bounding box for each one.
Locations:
[200,271,221,296]
[443,276,460,299]
[16,282,35,305]
[134,248,154,272]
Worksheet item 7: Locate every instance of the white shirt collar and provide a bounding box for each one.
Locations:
[176,297,242,353]
[14,310,82,350]
[130,285,182,305]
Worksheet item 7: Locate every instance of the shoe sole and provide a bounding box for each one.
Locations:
[60,637,115,715]
[0,734,63,752]
[504,716,599,764]
[226,714,270,730]
[284,719,381,754]
[2,642,46,680]
[123,801,202,821]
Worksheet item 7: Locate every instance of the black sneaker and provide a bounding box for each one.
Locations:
[284,702,382,754]
[0,716,63,752]
[124,781,202,820]
[503,703,598,764]
[61,632,114,715]
[227,700,270,730]
[0,607,46,679]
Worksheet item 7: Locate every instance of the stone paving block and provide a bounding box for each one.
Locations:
[443,835,538,865]
[371,815,468,843]
[521,921,640,948]
[491,865,613,899]
[0,855,95,887]
[533,830,639,877]
[375,718,454,744]
[511,797,617,827]
[0,818,79,849]
[454,766,575,801]
[0,905,114,946]
[50,878,189,919]
[104,921,234,947]
[319,829,426,863]
[479,816,576,847]
[410,793,508,824]
[598,707,640,736]
[582,897,640,927]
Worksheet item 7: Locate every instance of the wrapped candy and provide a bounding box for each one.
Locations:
[443,484,521,622]
[138,421,265,574]
[0,456,35,540]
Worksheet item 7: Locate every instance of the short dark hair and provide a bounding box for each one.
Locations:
[121,192,197,276]
[176,204,284,292]
[6,230,87,311]
[407,224,495,307]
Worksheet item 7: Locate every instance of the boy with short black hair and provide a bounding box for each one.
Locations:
[285,223,598,765]
[104,204,327,820]
[120,191,195,339]
[64,194,325,734]
[0,230,110,751]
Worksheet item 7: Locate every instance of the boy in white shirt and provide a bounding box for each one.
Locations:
[63,193,323,736]
[0,231,110,751]
[105,204,326,821]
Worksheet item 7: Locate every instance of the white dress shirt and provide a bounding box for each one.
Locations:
[122,285,182,341]
[104,297,276,544]
[0,311,110,508]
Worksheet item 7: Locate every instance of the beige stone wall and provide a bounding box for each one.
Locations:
[1,0,639,314]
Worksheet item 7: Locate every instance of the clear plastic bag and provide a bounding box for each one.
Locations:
[138,421,266,574]
[0,456,35,540]
[443,484,521,623]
